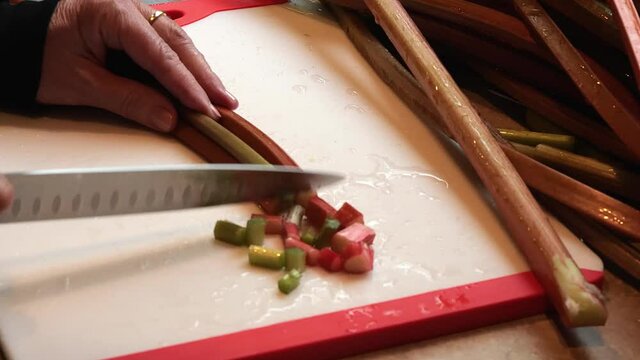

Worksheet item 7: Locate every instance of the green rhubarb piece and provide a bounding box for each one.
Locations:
[248,245,284,270]
[214,220,246,246]
[245,217,266,246]
[301,226,318,245]
[285,248,306,272]
[498,128,575,151]
[315,218,341,248]
[278,269,302,294]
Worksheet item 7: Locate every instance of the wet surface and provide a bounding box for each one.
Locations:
[348,272,640,360]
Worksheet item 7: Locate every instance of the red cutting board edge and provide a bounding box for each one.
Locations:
[112,1,604,359]
[153,0,288,26]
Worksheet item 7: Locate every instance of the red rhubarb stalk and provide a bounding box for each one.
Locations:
[607,0,640,91]
[474,65,636,163]
[329,4,640,240]
[218,108,298,166]
[514,0,640,162]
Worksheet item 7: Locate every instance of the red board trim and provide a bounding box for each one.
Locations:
[153,0,288,26]
[113,269,603,360]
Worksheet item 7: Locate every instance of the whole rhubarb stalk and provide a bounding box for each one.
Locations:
[352,0,607,326]
[325,4,640,242]
[514,0,640,162]
[607,0,640,91]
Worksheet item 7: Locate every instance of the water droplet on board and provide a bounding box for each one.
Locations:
[311,74,327,84]
[352,155,448,193]
[292,85,307,95]
[382,279,398,288]
[320,155,449,205]
[344,104,365,113]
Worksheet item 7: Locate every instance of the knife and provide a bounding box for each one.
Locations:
[0,164,342,223]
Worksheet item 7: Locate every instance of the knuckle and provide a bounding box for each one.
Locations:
[167,23,193,47]
[118,86,140,116]
[158,41,181,65]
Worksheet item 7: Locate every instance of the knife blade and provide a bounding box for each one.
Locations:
[0,164,342,223]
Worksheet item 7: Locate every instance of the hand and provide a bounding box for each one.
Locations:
[36,0,238,132]
[0,175,13,213]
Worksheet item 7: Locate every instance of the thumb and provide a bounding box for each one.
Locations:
[83,66,178,132]
[0,175,13,212]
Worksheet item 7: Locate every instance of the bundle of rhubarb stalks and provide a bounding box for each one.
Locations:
[318,0,640,327]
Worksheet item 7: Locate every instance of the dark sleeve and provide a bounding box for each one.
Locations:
[0,0,59,108]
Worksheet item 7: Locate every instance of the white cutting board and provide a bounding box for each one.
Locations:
[0,3,601,359]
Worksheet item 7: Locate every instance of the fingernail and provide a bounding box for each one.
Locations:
[225,90,238,106]
[151,107,175,132]
[210,104,221,120]
[0,177,13,212]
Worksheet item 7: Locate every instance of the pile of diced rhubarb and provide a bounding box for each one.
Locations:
[213,192,375,294]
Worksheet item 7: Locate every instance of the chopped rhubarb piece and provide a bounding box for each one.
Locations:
[318,248,344,272]
[285,248,306,272]
[331,223,376,254]
[251,214,283,235]
[214,220,246,246]
[305,196,337,228]
[342,243,374,274]
[334,202,364,229]
[300,226,318,245]
[281,222,300,241]
[315,218,341,248]
[286,205,305,225]
[245,217,266,246]
[295,190,317,208]
[278,269,302,294]
[259,198,281,215]
[281,205,304,240]
[248,245,284,270]
[285,237,319,266]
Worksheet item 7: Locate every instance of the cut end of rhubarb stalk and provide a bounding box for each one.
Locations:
[331,223,376,254]
[553,256,607,327]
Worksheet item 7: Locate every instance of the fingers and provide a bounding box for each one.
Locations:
[0,175,13,212]
[84,65,178,132]
[138,6,239,110]
[101,1,220,119]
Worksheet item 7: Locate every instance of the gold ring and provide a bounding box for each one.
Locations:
[148,10,166,25]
